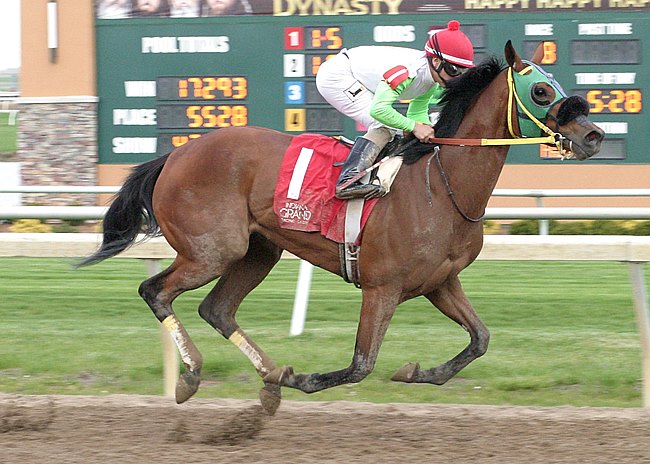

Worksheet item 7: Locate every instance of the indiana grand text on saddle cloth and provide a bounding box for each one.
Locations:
[273,134,380,244]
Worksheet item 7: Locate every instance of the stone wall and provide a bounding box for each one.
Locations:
[17,100,98,206]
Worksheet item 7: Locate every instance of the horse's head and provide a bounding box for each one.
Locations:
[505,41,605,160]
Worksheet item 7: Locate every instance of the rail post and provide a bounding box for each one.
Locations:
[145,259,179,399]
[290,259,314,336]
[628,262,650,408]
[535,195,549,236]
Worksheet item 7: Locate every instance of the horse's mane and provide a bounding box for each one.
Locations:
[399,56,506,164]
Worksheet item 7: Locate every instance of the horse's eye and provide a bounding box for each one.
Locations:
[531,84,553,106]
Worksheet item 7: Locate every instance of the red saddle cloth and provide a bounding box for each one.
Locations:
[273,133,380,244]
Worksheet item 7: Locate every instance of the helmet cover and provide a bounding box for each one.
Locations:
[425,20,475,68]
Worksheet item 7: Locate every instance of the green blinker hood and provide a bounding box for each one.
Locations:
[512,60,567,137]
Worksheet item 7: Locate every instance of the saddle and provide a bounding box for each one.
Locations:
[273,134,406,287]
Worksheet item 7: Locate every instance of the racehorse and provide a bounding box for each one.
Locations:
[80,42,604,414]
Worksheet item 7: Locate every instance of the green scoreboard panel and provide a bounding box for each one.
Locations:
[96,9,648,165]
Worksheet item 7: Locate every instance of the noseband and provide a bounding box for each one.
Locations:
[548,95,590,127]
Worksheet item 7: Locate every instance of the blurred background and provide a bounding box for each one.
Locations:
[0,0,19,163]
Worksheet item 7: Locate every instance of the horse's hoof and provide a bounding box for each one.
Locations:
[263,366,293,385]
[391,362,420,383]
[175,370,201,404]
[259,383,282,416]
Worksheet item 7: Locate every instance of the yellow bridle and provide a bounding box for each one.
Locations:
[426,65,572,157]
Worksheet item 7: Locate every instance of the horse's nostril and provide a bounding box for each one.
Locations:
[585,130,603,144]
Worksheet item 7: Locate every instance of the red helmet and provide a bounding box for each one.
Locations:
[425,20,475,68]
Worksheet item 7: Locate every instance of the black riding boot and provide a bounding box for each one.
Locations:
[335,137,387,200]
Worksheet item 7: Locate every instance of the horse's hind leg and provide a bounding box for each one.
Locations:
[197,233,284,413]
[139,254,229,403]
[391,274,490,384]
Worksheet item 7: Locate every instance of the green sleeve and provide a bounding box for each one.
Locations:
[370,79,445,131]
[406,84,445,124]
[369,80,417,132]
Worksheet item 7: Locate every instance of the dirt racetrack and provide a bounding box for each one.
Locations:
[1,393,649,463]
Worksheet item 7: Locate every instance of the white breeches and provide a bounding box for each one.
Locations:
[316,52,376,129]
[316,51,395,147]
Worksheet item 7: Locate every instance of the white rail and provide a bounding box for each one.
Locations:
[0,110,18,125]
[0,206,107,220]
[492,188,650,198]
[3,205,650,221]
[0,96,18,125]
[491,188,650,234]
[3,186,650,227]
[487,207,650,220]
[0,186,119,194]
[3,186,650,197]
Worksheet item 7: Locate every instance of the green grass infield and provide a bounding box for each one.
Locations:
[1,257,647,407]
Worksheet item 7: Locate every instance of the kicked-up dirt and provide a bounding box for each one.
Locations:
[1,393,649,463]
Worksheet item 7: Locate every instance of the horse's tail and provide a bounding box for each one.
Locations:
[77,153,170,267]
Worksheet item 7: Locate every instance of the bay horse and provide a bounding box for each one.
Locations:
[80,42,604,413]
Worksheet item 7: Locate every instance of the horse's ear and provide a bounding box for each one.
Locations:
[529,42,545,65]
[504,40,525,72]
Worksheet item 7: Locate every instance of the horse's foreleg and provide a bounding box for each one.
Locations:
[267,287,399,394]
[392,275,490,385]
[198,233,283,413]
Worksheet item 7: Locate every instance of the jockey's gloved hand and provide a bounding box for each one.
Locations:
[411,122,435,143]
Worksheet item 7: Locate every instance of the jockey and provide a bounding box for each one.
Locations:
[316,20,475,200]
